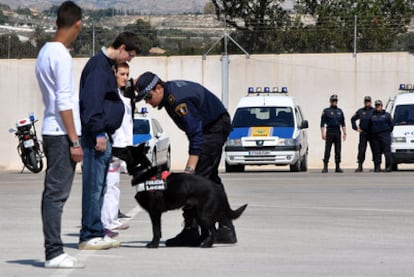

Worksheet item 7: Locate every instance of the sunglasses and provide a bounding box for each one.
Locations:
[143,93,153,101]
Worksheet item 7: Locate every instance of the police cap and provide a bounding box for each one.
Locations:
[330,94,338,101]
[364,96,372,102]
[135,71,160,102]
[374,99,383,106]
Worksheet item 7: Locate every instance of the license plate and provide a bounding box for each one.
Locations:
[23,139,34,148]
[249,151,271,156]
[144,179,166,191]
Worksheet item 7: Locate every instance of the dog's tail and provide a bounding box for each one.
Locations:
[227,204,248,220]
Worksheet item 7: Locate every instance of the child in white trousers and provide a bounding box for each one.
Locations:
[101,62,133,234]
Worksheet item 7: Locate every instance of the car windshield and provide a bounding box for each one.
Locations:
[393,104,414,126]
[133,119,150,134]
[232,107,294,128]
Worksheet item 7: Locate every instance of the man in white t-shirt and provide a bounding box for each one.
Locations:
[35,1,84,269]
[101,62,133,236]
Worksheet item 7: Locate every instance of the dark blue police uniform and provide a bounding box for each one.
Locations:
[369,110,393,171]
[351,106,374,166]
[321,106,345,165]
[159,80,231,184]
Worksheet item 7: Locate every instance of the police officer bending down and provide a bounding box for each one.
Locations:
[369,100,393,172]
[351,96,374,172]
[135,72,235,247]
[320,94,347,173]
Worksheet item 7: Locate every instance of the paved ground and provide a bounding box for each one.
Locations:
[1,167,414,277]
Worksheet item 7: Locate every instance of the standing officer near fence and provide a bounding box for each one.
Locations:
[320,94,347,173]
[351,96,374,172]
[369,100,394,172]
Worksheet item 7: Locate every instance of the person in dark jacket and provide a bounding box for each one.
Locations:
[135,72,236,247]
[320,94,347,173]
[369,100,394,172]
[78,32,141,250]
[351,96,374,172]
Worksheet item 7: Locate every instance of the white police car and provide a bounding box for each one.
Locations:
[133,107,171,170]
[385,84,414,170]
[224,87,309,172]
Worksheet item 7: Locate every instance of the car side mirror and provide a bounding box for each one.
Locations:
[300,120,309,129]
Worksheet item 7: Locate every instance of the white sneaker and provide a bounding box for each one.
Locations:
[103,235,121,248]
[79,237,113,250]
[44,253,85,269]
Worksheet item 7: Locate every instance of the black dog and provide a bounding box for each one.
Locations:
[112,144,247,248]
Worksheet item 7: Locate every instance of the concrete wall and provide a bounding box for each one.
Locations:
[1,52,414,171]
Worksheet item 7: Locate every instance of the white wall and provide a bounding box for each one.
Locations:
[1,52,413,170]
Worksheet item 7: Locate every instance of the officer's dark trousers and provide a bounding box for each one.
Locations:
[323,128,341,163]
[196,112,232,184]
[357,132,373,164]
[184,113,232,225]
[372,132,393,168]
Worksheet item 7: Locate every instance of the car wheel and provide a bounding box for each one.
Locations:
[290,159,301,172]
[300,153,308,172]
[225,162,244,172]
[151,149,157,167]
[163,148,171,171]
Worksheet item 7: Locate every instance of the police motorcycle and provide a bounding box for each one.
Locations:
[9,113,44,173]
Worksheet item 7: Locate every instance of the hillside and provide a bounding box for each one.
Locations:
[0,0,210,14]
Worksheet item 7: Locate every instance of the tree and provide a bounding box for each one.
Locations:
[212,0,292,53]
[123,19,159,55]
[295,0,413,52]
[0,10,7,24]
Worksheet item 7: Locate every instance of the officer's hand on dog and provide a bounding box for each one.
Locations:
[184,166,195,174]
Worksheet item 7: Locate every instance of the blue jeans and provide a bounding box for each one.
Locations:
[80,133,112,242]
[42,135,76,261]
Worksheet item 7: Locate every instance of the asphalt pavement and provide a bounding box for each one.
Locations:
[1,166,414,277]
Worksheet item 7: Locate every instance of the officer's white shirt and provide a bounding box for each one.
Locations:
[111,88,133,147]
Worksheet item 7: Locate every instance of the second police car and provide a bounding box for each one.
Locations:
[385,84,414,170]
[224,87,309,172]
[133,107,171,170]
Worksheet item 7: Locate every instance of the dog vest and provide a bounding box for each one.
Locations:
[136,171,171,192]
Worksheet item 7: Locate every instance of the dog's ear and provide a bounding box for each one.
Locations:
[126,144,152,167]
[112,147,130,162]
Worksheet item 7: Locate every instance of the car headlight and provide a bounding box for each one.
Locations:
[226,139,242,146]
[392,137,406,143]
[278,138,297,146]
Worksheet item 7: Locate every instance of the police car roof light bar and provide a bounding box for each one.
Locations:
[399,83,414,93]
[281,87,288,93]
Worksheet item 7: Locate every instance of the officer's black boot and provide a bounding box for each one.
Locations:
[354,163,363,172]
[385,163,392,172]
[374,164,381,172]
[321,162,328,173]
[165,207,200,247]
[215,221,237,244]
[335,162,343,173]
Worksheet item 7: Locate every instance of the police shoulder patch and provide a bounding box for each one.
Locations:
[167,94,176,106]
[175,103,188,117]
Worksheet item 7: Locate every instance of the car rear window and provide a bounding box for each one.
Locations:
[133,119,150,134]
[232,107,294,128]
